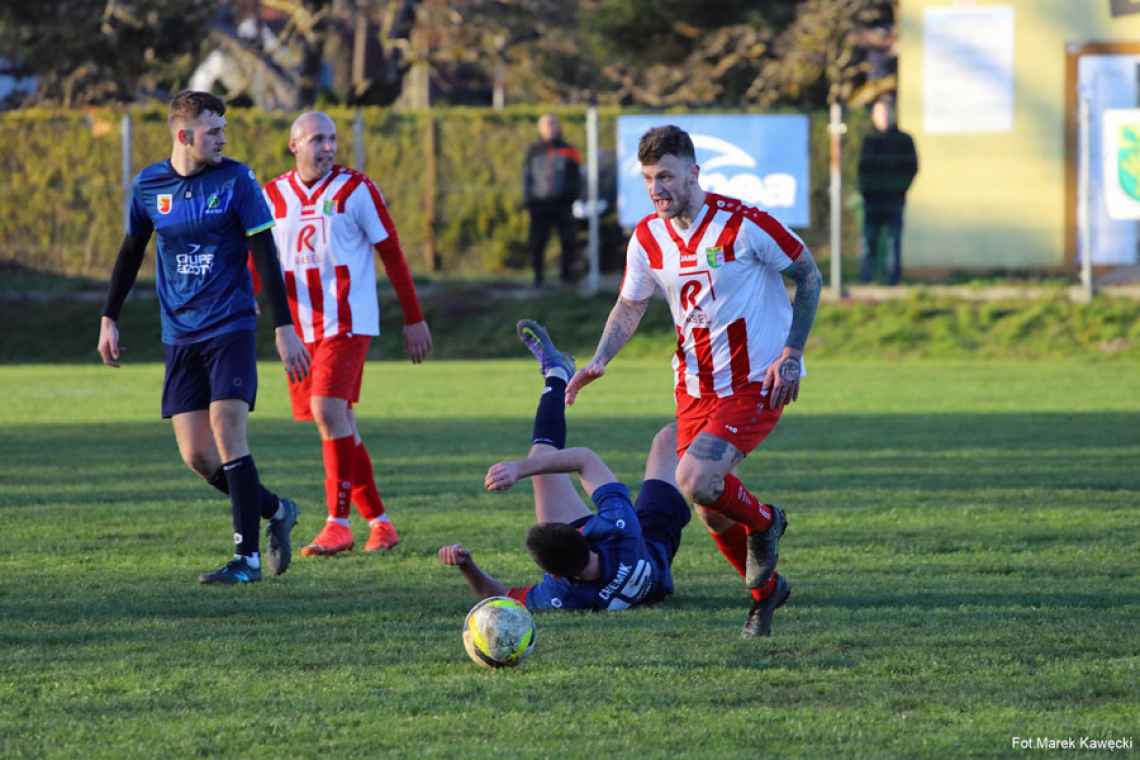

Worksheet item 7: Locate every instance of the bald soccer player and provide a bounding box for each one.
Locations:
[261,111,432,557]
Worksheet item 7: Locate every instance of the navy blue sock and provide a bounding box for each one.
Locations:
[210,466,279,519]
[207,468,229,495]
[531,376,567,449]
[257,485,281,519]
[223,455,263,557]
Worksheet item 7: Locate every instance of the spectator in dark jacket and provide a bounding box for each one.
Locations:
[858,98,918,286]
[523,114,582,287]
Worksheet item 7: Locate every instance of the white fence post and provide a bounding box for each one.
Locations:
[828,102,846,299]
[1078,92,1095,302]
[585,105,600,295]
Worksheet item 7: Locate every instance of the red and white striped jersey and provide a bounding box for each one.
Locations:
[262,165,395,341]
[620,193,805,399]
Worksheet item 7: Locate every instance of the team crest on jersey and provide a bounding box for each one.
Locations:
[157,194,173,215]
[322,199,334,215]
[204,189,230,215]
[706,246,724,268]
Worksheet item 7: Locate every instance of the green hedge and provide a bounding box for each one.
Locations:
[0,105,869,278]
[3,288,1138,364]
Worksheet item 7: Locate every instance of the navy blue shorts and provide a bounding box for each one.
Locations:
[161,330,258,418]
[635,479,691,564]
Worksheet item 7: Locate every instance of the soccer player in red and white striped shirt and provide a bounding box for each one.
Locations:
[565,125,823,637]
[263,111,432,557]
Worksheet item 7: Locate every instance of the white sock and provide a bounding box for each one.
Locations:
[327,517,351,527]
[271,502,285,521]
[239,552,261,569]
[369,515,391,526]
[545,367,569,382]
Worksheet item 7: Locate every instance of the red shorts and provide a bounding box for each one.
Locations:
[288,334,371,421]
[675,383,783,457]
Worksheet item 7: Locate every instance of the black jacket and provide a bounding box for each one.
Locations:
[522,138,582,207]
[857,127,918,215]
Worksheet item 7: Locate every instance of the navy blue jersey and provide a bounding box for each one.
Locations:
[129,158,274,345]
[513,482,676,612]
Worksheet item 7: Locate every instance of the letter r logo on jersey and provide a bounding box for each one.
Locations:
[680,280,703,311]
[297,224,317,253]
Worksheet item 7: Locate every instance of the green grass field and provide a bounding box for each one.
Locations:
[1,359,1137,758]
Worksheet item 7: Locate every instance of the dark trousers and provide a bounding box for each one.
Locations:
[527,204,577,285]
[860,208,904,286]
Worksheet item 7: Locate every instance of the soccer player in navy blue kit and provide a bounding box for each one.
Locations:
[97,91,312,585]
[439,322,699,614]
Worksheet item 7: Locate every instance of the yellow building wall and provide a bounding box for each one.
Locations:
[897,0,1140,269]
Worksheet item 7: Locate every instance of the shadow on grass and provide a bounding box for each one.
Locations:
[3,575,1135,661]
[1,412,1137,503]
[1,410,1136,641]
[780,590,1140,611]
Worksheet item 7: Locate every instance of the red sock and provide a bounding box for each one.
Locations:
[708,474,773,534]
[751,573,779,603]
[351,440,386,521]
[709,523,748,578]
[322,435,356,519]
[710,524,779,602]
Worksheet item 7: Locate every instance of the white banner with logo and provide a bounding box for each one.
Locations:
[1102,108,1140,220]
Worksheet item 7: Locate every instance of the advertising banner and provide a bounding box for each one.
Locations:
[1102,108,1140,220]
[616,114,810,229]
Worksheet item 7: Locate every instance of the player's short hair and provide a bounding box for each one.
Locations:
[638,125,695,165]
[168,90,226,129]
[526,522,590,578]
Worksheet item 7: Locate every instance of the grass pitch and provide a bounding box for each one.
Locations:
[0,359,1137,758]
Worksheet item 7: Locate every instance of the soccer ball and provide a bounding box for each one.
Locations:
[462,596,536,669]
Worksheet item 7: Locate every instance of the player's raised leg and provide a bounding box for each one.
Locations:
[516,320,591,524]
[641,423,680,486]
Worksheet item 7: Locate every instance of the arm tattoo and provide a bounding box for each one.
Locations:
[783,248,822,352]
[594,297,649,364]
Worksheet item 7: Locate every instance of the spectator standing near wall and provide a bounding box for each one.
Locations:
[522,114,582,287]
[857,98,918,286]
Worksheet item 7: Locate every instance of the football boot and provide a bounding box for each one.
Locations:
[516,320,576,378]
[301,521,355,557]
[364,520,400,553]
[741,575,791,638]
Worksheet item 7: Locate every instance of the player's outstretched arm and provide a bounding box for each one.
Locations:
[438,544,509,598]
[248,230,311,383]
[485,447,617,496]
[565,295,650,406]
[97,232,150,367]
[763,248,823,409]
